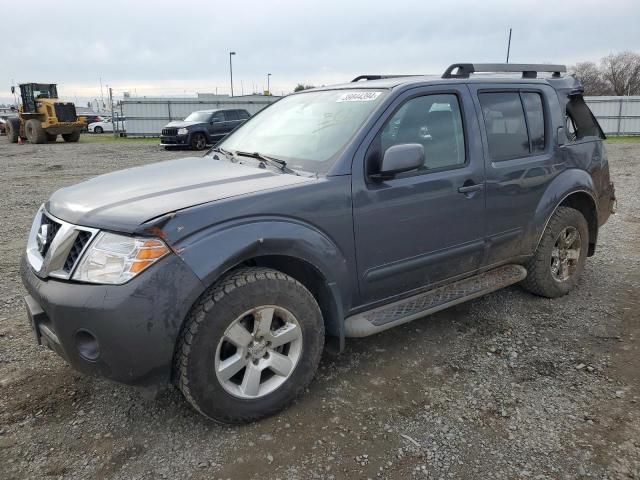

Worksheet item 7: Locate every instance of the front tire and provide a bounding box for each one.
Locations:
[5,118,19,143]
[175,267,324,423]
[25,119,47,144]
[93,126,104,134]
[190,132,207,150]
[62,131,81,142]
[521,206,589,298]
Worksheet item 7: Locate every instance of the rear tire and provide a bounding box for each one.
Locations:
[62,131,81,142]
[5,118,19,143]
[175,267,325,423]
[46,133,57,142]
[521,206,589,298]
[190,132,207,150]
[25,119,47,144]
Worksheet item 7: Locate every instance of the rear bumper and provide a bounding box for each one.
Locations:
[20,254,205,386]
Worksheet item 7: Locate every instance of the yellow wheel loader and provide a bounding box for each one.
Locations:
[5,83,84,144]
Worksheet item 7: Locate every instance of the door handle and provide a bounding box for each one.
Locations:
[458,183,484,194]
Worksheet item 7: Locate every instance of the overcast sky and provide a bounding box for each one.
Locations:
[2,0,639,105]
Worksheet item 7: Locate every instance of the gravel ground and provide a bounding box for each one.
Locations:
[0,136,638,480]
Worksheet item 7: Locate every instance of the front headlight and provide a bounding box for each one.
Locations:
[72,232,170,284]
[177,128,188,135]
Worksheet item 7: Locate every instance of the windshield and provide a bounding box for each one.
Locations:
[185,111,212,122]
[218,89,387,173]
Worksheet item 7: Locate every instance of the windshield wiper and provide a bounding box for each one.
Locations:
[208,146,236,160]
[234,151,298,175]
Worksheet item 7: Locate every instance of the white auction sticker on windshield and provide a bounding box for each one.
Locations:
[337,91,382,102]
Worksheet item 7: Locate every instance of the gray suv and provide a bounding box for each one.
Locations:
[21,63,616,423]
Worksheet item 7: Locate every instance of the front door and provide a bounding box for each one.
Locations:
[352,86,486,305]
[209,111,226,141]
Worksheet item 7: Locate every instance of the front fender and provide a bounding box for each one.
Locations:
[173,217,351,308]
[527,168,597,253]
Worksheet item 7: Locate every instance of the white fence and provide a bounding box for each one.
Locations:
[119,95,280,136]
[585,96,640,135]
[119,94,639,137]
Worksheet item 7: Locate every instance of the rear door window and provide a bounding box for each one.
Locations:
[479,91,548,161]
[237,110,250,120]
[224,110,240,121]
[479,92,530,161]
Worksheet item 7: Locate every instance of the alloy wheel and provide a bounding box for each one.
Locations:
[550,226,581,282]
[214,305,303,399]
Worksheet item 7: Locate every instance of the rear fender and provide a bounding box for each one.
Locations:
[528,169,597,253]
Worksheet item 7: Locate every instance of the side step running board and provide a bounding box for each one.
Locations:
[345,264,527,338]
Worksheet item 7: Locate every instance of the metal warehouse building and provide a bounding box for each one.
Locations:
[120,94,280,136]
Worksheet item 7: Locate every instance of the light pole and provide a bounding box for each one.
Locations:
[229,51,236,97]
[267,73,271,95]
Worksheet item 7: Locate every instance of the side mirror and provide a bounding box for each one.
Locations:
[371,144,425,181]
[10,86,15,94]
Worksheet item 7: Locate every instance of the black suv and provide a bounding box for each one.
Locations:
[160,109,250,150]
[21,63,615,423]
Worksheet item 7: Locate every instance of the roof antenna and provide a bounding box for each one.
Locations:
[506,28,512,63]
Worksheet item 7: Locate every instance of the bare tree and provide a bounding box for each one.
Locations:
[294,84,316,92]
[600,51,640,95]
[569,62,612,95]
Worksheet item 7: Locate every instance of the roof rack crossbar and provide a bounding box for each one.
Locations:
[442,63,566,79]
[351,75,419,82]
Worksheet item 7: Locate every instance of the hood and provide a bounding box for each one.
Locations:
[164,120,202,128]
[46,157,313,231]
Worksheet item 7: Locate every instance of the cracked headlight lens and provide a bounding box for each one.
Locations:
[72,232,170,284]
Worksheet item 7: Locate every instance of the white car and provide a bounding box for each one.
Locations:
[88,118,126,134]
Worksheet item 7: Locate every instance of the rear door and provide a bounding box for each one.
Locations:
[352,85,486,305]
[468,84,558,264]
[223,110,240,134]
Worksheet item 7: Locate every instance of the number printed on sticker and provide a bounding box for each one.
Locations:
[337,91,382,102]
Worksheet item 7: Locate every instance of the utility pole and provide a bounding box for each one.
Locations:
[229,51,236,97]
[267,73,271,95]
[108,87,115,137]
[506,28,512,63]
[99,76,105,110]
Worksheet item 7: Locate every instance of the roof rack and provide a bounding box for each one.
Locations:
[442,63,566,79]
[351,75,419,82]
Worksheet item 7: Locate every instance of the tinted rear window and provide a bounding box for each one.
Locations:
[566,96,604,140]
[479,92,530,161]
[224,110,239,121]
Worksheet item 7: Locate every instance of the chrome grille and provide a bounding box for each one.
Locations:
[162,128,178,136]
[26,206,99,280]
[63,231,92,273]
[39,214,61,257]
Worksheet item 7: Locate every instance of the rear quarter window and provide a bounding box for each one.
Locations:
[566,95,604,140]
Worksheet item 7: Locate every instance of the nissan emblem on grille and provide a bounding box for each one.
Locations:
[36,224,49,255]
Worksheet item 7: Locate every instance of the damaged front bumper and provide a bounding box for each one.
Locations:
[20,254,205,386]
